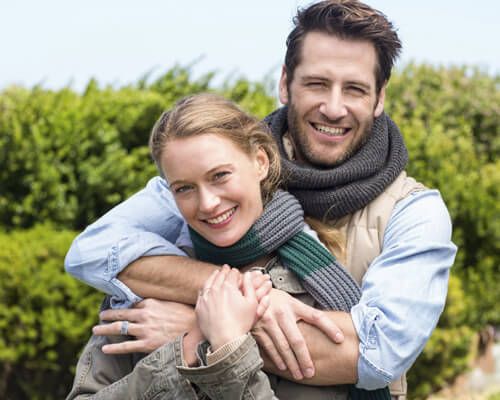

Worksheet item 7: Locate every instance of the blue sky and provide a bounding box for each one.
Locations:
[1,0,498,93]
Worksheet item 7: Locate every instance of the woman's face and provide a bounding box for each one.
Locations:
[161,133,270,247]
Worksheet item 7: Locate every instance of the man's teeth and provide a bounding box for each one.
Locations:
[315,124,345,136]
[206,208,236,225]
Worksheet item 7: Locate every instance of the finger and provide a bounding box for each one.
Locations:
[211,265,229,290]
[264,318,303,380]
[93,321,138,337]
[253,328,286,371]
[297,305,344,343]
[256,295,270,319]
[99,308,142,323]
[242,272,256,302]
[251,271,267,288]
[226,268,240,287]
[255,280,272,301]
[278,313,315,378]
[101,339,149,355]
[202,269,220,291]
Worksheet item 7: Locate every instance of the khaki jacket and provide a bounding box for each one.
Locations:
[67,171,423,399]
[66,259,349,400]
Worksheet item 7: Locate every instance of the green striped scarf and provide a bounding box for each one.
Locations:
[190,190,391,400]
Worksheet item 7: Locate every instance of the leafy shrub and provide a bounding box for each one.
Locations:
[0,225,102,400]
[0,64,497,398]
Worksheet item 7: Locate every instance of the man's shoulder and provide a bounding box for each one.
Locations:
[382,171,426,203]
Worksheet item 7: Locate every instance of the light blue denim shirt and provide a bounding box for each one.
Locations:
[64,176,456,389]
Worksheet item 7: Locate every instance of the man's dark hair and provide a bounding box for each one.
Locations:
[285,0,402,93]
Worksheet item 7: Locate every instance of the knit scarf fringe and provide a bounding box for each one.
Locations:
[265,107,408,221]
[190,190,390,399]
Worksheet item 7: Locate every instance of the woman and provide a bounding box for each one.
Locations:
[67,93,390,399]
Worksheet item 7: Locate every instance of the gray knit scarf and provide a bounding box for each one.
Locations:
[190,190,361,311]
[190,190,390,400]
[264,106,408,220]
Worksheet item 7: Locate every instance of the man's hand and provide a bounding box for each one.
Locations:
[94,299,196,354]
[252,289,344,380]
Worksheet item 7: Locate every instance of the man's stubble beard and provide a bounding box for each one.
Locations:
[287,101,372,169]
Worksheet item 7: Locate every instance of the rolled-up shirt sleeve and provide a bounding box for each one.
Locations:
[65,177,192,308]
[350,189,457,389]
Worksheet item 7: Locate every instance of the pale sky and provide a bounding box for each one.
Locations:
[1,0,498,93]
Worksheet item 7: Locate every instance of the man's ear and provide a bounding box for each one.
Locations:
[374,83,386,117]
[279,65,289,105]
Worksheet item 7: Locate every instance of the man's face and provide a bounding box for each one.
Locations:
[279,32,386,167]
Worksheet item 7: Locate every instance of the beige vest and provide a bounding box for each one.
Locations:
[331,171,426,398]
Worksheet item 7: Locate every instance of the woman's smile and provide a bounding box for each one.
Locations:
[162,133,269,247]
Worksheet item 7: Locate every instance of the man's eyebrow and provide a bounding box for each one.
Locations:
[300,75,329,82]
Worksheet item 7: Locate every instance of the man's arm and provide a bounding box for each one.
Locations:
[255,190,456,389]
[348,190,456,389]
[118,255,217,304]
[65,176,192,307]
[261,310,359,385]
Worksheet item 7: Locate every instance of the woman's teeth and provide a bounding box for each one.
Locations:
[206,207,236,225]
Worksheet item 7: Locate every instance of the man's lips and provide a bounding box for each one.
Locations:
[311,122,349,136]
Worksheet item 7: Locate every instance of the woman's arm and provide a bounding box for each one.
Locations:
[66,334,198,400]
[176,268,277,400]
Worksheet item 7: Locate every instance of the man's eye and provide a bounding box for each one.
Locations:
[347,86,366,94]
[306,82,325,88]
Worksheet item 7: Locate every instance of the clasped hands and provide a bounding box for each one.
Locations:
[94,266,344,379]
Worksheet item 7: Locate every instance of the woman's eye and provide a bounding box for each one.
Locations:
[174,185,193,194]
[213,171,230,181]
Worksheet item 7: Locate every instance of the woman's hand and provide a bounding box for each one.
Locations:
[195,266,271,351]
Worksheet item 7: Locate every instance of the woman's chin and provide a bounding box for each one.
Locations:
[210,236,239,248]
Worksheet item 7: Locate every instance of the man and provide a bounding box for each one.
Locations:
[65,1,457,398]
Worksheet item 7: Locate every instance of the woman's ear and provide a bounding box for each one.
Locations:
[255,147,270,182]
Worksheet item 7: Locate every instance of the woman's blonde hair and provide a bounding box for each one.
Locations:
[149,93,281,204]
[150,93,345,259]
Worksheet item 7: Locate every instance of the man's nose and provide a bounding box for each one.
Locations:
[319,88,348,121]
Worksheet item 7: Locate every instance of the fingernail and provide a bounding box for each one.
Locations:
[278,362,287,371]
[304,368,314,378]
[293,371,303,380]
[335,332,344,342]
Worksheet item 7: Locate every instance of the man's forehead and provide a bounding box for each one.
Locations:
[295,32,378,85]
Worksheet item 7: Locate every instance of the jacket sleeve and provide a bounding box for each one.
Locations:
[66,334,197,400]
[64,176,192,309]
[177,334,278,400]
[351,190,457,389]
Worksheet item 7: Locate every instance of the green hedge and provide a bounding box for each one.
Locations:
[0,225,102,400]
[0,66,276,230]
[0,64,498,398]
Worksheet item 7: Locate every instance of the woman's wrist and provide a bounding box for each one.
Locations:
[182,328,204,367]
[209,328,247,351]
